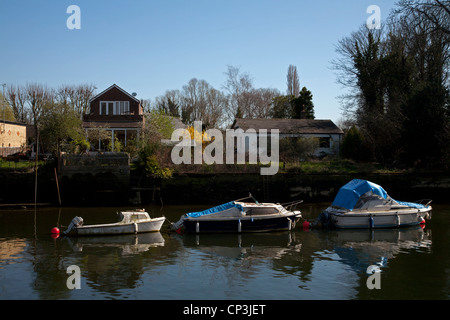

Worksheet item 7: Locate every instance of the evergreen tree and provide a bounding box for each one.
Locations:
[292,87,315,119]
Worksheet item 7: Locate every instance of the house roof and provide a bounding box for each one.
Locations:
[0,120,27,127]
[231,118,343,135]
[89,84,140,103]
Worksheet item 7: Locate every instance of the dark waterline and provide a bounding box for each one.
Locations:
[0,203,449,300]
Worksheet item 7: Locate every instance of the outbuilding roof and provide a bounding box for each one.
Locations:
[231,118,343,135]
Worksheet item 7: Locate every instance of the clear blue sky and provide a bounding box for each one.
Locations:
[0,0,397,124]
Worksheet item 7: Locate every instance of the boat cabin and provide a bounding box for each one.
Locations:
[118,211,151,223]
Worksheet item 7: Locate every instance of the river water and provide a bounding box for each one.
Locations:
[0,203,449,301]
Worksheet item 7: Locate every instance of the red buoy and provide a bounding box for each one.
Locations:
[51,227,60,235]
[302,220,311,231]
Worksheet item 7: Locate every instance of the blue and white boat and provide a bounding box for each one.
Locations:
[317,179,432,229]
[170,195,303,233]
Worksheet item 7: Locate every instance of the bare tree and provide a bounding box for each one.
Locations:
[154,89,182,117]
[6,84,28,122]
[181,78,226,128]
[286,65,300,97]
[222,65,253,122]
[26,83,52,127]
[395,0,450,39]
[75,84,96,116]
[140,98,152,113]
[25,83,53,156]
[182,78,206,125]
[204,87,227,128]
[56,85,74,105]
[56,84,96,118]
[244,88,281,119]
[222,65,280,121]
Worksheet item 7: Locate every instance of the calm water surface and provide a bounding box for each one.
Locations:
[0,203,449,300]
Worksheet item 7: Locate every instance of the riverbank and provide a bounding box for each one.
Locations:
[159,171,450,205]
[1,164,449,206]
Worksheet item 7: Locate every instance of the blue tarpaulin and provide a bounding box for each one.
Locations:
[395,200,426,209]
[331,179,427,210]
[185,201,244,218]
[331,179,388,210]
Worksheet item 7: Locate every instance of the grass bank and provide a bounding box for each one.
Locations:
[282,159,407,175]
[170,159,412,176]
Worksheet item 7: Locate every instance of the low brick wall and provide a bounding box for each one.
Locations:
[59,152,130,184]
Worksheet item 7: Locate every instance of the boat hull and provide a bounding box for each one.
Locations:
[75,217,166,236]
[326,208,431,229]
[182,214,301,233]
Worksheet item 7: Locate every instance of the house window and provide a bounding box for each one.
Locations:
[319,137,331,148]
[100,102,106,115]
[116,101,130,114]
[100,101,130,115]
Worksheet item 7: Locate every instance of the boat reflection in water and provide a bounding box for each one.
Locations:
[326,226,431,274]
[174,224,431,281]
[179,231,301,260]
[65,232,165,255]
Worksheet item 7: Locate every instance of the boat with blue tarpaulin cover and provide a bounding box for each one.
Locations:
[314,179,432,229]
[170,194,303,233]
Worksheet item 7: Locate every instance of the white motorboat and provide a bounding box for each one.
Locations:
[170,195,303,233]
[64,210,166,236]
[316,179,432,229]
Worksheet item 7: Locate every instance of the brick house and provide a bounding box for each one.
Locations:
[0,120,27,157]
[83,84,144,151]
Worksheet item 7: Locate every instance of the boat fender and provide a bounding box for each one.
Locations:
[238,219,242,233]
[196,222,200,233]
[133,223,138,234]
[369,216,374,228]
